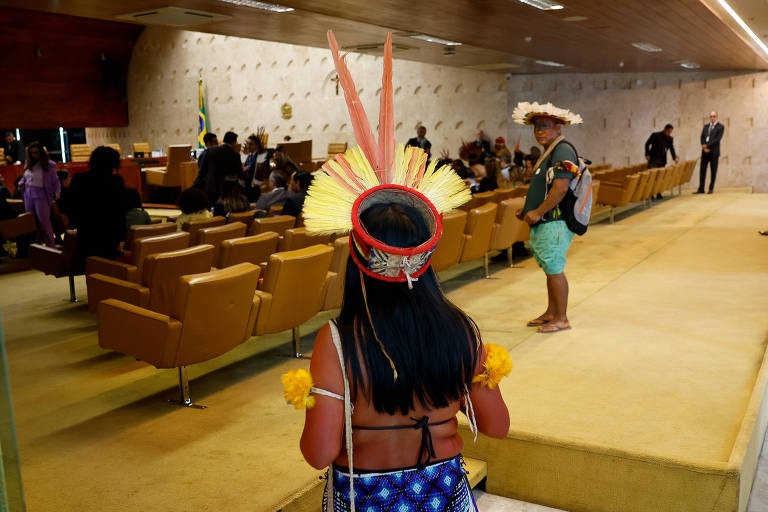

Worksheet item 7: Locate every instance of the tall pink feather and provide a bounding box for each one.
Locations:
[327,30,383,182]
[378,32,395,183]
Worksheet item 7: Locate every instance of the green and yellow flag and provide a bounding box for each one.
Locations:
[197,80,208,148]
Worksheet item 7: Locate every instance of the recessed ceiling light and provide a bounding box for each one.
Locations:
[678,60,700,69]
[517,0,564,11]
[632,42,663,52]
[215,0,294,12]
[535,59,565,67]
[562,16,589,22]
[716,0,768,57]
[408,34,462,46]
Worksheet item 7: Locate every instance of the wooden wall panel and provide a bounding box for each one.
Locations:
[0,8,143,129]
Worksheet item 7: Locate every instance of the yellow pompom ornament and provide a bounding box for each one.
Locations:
[281,368,316,409]
[472,344,513,389]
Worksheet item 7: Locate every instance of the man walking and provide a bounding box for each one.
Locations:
[696,111,724,194]
[513,101,582,334]
[644,124,679,199]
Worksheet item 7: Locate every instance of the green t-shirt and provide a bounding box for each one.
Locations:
[522,142,578,222]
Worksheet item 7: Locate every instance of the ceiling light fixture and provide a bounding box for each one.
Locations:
[408,34,462,46]
[215,0,294,13]
[535,59,565,67]
[716,0,768,56]
[517,0,564,10]
[632,42,662,52]
[678,60,700,69]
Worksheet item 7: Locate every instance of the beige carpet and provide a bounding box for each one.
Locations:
[0,190,766,511]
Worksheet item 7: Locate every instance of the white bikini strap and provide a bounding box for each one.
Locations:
[463,385,478,443]
[311,387,345,402]
[327,320,355,512]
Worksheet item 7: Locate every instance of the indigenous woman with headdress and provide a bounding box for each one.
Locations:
[281,31,511,512]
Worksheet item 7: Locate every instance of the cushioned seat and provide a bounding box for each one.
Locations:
[98,262,260,408]
[126,222,176,252]
[511,185,529,198]
[29,230,84,302]
[267,205,284,216]
[597,174,640,223]
[278,227,332,252]
[0,212,36,240]
[144,145,192,187]
[323,236,350,311]
[494,187,516,202]
[88,244,216,316]
[197,222,248,267]
[458,203,497,264]
[182,216,226,245]
[218,232,280,269]
[249,215,295,236]
[629,171,650,203]
[431,210,468,273]
[227,211,256,231]
[253,245,334,357]
[87,231,190,281]
[132,142,151,155]
[486,198,528,276]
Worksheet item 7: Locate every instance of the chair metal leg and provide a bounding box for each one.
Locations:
[67,274,79,303]
[168,366,206,409]
[483,253,490,279]
[293,327,303,358]
[507,247,516,268]
[610,208,615,224]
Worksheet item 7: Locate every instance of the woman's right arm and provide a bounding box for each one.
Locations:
[468,344,510,439]
[300,323,345,469]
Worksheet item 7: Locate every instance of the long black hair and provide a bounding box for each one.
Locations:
[337,202,481,416]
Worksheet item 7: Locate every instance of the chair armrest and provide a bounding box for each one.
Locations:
[86,273,150,313]
[252,290,273,335]
[142,166,167,173]
[98,299,182,369]
[245,294,261,340]
[86,256,138,281]
[29,244,65,277]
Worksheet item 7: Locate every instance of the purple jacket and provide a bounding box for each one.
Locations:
[19,160,60,207]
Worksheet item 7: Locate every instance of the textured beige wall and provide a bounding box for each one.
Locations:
[507,71,768,192]
[87,26,508,161]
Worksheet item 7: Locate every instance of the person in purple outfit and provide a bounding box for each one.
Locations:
[19,141,60,247]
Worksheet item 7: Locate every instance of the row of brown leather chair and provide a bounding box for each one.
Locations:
[596,160,696,222]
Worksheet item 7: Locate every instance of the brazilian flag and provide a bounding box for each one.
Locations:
[197,80,208,148]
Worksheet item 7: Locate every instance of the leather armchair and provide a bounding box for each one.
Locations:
[29,230,84,302]
[98,262,260,408]
[511,185,529,198]
[494,187,516,202]
[143,145,192,187]
[591,180,601,211]
[182,216,226,245]
[0,212,36,240]
[486,198,528,276]
[253,245,334,357]
[126,222,176,252]
[431,210,468,273]
[597,174,640,223]
[323,236,349,311]
[197,222,247,267]
[87,244,215,316]
[218,232,280,269]
[639,169,659,201]
[458,203,497,264]
[178,161,197,189]
[629,172,650,203]
[651,168,669,197]
[278,227,332,252]
[249,215,295,236]
[227,211,256,231]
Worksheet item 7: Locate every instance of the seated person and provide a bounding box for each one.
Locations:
[175,187,212,231]
[243,135,271,201]
[123,188,151,234]
[450,159,471,180]
[213,179,251,218]
[272,145,298,181]
[473,156,500,193]
[521,154,536,184]
[12,175,24,199]
[0,173,18,257]
[253,171,288,212]
[282,171,312,218]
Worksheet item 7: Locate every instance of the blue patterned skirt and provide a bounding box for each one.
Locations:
[323,455,475,512]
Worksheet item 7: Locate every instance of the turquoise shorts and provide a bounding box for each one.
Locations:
[529,220,574,275]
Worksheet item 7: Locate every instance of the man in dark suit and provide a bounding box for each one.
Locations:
[3,132,23,164]
[196,131,242,204]
[696,111,724,194]
[406,125,431,157]
[474,130,492,156]
[645,123,679,199]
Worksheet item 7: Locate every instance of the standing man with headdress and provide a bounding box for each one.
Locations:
[696,111,724,194]
[513,101,583,334]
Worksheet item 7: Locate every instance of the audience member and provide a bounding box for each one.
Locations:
[253,171,288,212]
[11,175,24,199]
[271,145,298,181]
[18,141,59,247]
[406,125,432,157]
[522,155,536,183]
[243,134,270,201]
[196,131,242,204]
[176,187,212,231]
[197,132,218,170]
[282,171,312,217]
[473,130,492,156]
[450,159,471,180]
[68,146,126,260]
[500,153,514,183]
[3,132,23,164]
[213,180,250,218]
[123,188,151,233]
[0,173,29,258]
[477,156,502,192]
[494,137,511,158]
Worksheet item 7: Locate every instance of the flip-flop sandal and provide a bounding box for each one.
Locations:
[538,324,572,334]
[760,231,768,236]
[527,319,550,327]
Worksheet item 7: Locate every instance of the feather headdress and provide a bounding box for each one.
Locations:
[512,101,583,126]
[303,31,471,286]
